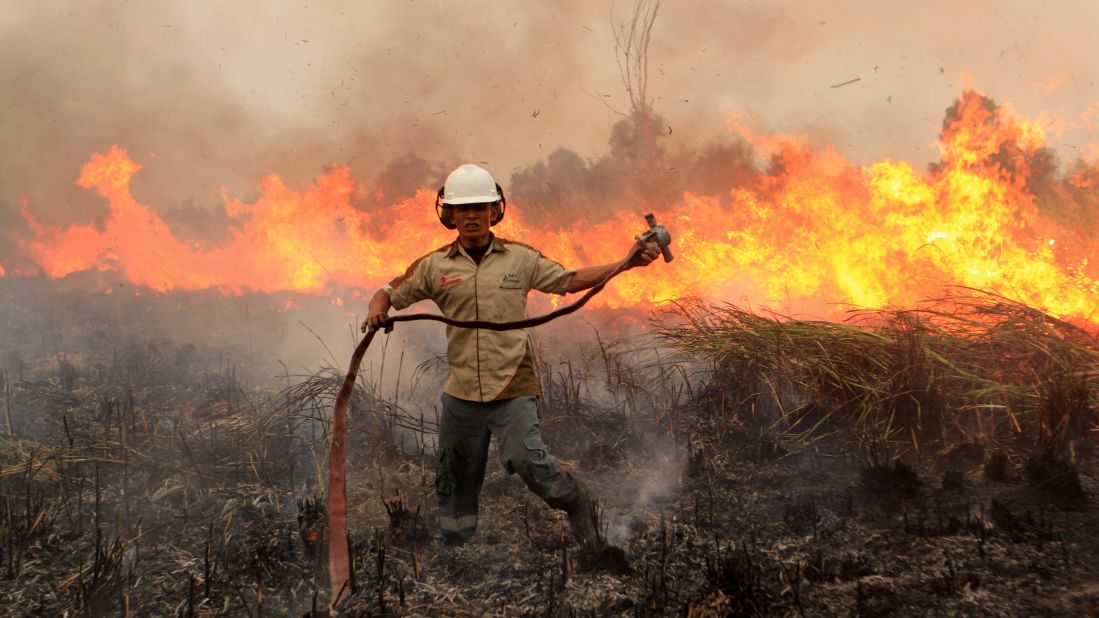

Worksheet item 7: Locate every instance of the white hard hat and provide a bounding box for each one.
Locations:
[441,164,501,205]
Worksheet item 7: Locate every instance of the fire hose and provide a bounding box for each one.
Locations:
[326,214,672,606]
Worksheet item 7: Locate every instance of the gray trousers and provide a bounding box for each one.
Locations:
[436,394,581,542]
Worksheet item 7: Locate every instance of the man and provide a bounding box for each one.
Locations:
[362,163,660,546]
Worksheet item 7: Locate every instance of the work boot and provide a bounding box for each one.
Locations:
[565,490,598,547]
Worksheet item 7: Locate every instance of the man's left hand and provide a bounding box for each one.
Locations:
[628,240,661,269]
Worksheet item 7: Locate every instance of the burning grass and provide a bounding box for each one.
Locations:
[660,287,1099,464]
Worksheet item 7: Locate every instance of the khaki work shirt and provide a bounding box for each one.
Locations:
[382,236,575,402]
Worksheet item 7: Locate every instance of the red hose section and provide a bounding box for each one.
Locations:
[327,249,638,607]
[325,328,377,607]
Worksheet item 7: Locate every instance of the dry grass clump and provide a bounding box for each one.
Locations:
[659,288,1099,462]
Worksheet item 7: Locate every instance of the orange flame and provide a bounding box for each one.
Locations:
[5,89,1099,326]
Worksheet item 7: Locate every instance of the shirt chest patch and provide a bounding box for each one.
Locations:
[499,273,522,289]
[440,274,464,288]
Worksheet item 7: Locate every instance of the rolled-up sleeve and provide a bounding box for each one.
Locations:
[529,252,575,295]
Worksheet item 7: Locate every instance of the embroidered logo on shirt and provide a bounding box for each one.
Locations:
[500,273,522,288]
[440,274,463,288]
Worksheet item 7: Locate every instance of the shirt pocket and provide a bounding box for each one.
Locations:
[497,272,525,290]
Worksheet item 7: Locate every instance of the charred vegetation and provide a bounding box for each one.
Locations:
[1,264,1098,616]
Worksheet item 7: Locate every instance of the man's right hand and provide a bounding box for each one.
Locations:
[362,289,393,333]
[362,312,389,333]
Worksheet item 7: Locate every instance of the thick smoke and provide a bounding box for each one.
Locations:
[3,1,1099,360]
[508,116,761,228]
[5,1,1099,237]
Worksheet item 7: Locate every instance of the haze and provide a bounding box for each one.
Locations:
[2,0,1097,228]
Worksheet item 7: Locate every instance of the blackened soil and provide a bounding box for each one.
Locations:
[339,409,1099,616]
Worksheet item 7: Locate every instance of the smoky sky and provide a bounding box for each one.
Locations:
[3,0,1098,231]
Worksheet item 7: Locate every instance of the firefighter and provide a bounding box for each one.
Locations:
[362,164,660,546]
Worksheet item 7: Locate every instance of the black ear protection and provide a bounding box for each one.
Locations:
[434,183,506,230]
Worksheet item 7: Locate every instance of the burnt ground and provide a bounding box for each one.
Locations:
[0,283,1097,616]
[337,402,1099,617]
[2,352,1097,617]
